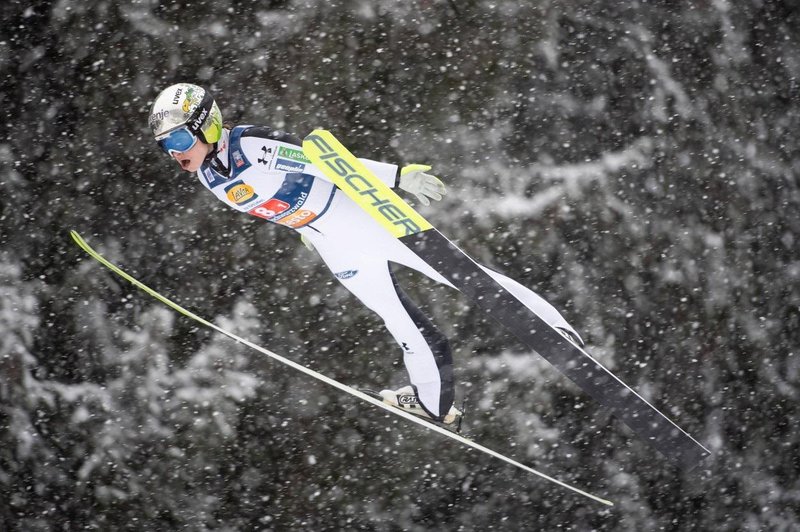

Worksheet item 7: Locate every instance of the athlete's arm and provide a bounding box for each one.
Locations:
[243,126,400,188]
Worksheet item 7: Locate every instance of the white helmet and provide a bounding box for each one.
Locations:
[149,83,223,152]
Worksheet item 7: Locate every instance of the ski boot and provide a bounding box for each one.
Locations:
[369,385,464,431]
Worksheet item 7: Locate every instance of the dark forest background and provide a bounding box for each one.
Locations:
[1,0,799,530]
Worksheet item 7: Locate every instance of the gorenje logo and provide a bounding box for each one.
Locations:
[151,110,169,122]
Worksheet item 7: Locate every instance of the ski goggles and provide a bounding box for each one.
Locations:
[155,90,214,155]
[156,126,198,156]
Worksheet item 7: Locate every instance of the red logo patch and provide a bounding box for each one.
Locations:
[249,199,290,220]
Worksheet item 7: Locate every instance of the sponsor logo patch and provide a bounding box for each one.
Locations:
[233,150,245,168]
[258,146,273,165]
[190,107,208,131]
[182,86,196,113]
[202,166,227,189]
[247,174,319,227]
[249,199,290,219]
[304,132,431,237]
[224,181,257,205]
[275,158,305,173]
[276,209,317,228]
[334,270,358,280]
[398,394,419,405]
[278,146,311,163]
[149,109,169,131]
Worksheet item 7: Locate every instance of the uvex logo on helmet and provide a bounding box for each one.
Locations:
[190,107,208,132]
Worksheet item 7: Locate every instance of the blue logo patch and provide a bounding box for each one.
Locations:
[275,158,305,173]
[334,270,358,280]
[202,166,228,189]
[267,173,314,219]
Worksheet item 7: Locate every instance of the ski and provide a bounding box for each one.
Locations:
[70,230,614,507]
[302,129,710,470]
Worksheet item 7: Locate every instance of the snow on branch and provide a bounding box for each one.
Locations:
[451,137,653,223]
[120,6,171,37]
[531,136,654,191]
[627,24,699,123]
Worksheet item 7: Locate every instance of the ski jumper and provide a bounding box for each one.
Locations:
[197,126,580,419]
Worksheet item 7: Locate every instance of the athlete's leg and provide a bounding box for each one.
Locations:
[387,244,583,344]
[311,242,454,419]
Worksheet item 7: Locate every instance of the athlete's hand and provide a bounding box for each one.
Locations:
[398,164,446,206]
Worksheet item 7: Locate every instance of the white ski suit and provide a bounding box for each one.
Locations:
[196,125,580,419]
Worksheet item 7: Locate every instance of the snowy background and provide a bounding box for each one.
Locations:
[2,0,799,530]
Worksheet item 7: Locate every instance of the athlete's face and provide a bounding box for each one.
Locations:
[172,140,212,172]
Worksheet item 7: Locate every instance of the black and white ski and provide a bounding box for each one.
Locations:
[303,129,710,471]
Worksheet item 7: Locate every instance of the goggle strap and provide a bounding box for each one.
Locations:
[186,91,214,137]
